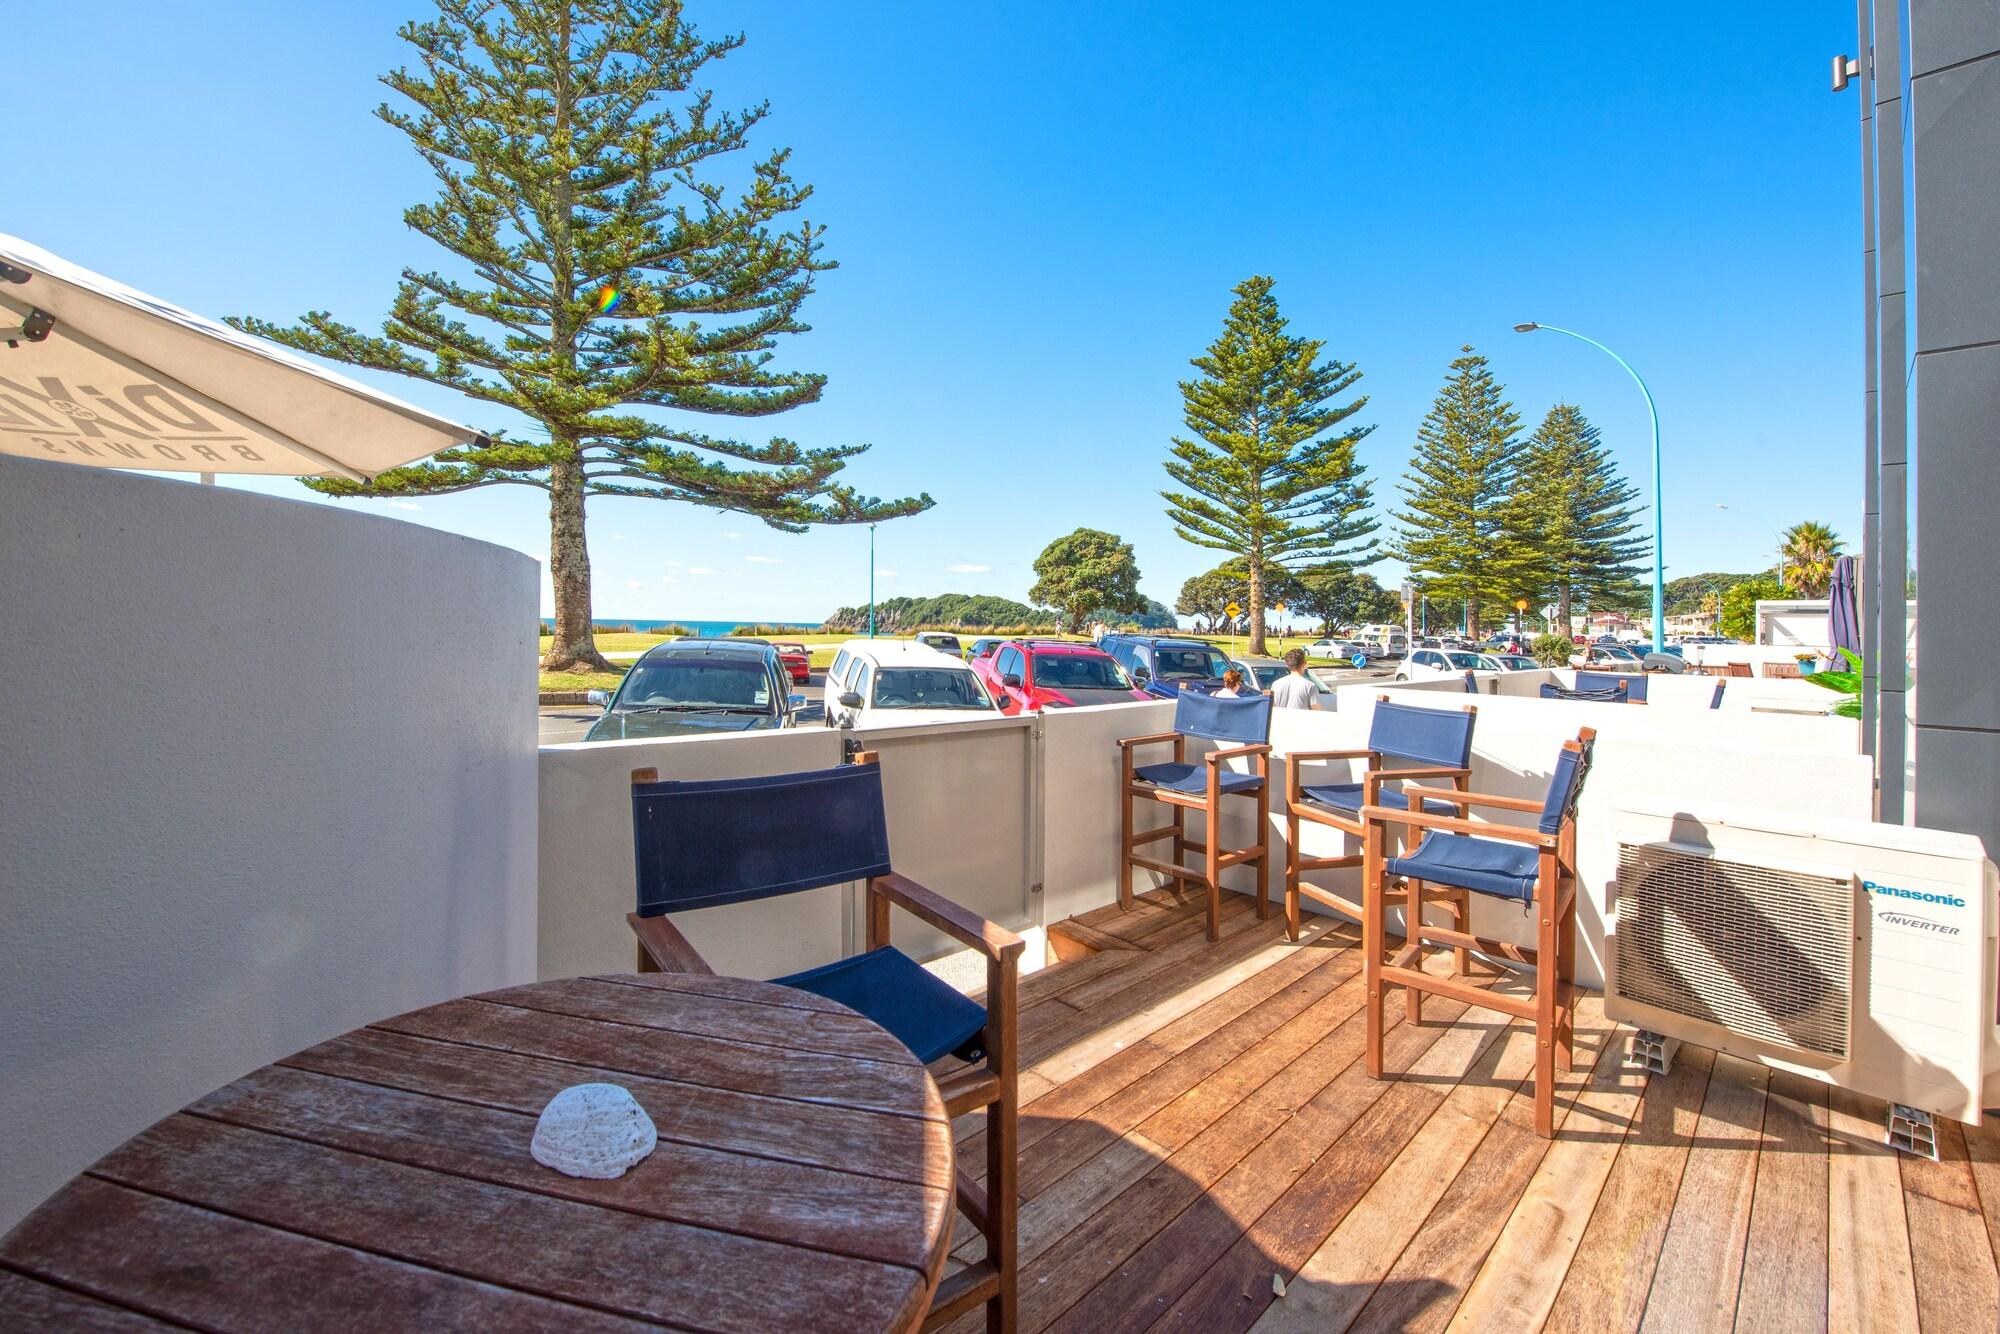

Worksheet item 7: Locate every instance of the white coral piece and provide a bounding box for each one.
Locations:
[530,1083,658,1180]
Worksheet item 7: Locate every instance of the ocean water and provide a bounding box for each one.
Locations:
[539,617,818,635]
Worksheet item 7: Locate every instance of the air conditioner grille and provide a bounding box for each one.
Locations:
[1615,843,1852,1058]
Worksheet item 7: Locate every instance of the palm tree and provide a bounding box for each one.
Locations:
[1780,521,1844,598]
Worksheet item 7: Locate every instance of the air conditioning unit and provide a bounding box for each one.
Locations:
[1606,799,1998,1125]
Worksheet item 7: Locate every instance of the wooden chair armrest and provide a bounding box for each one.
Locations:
[1401,784,1545,813]
[1285,747,1379,764]
[871,872,1025,962]
[1116,731,1183,750]
[1365,763,1470,801]
[1205,742,1273,764]
[1358,805,1556,847]
[625,911,717,975]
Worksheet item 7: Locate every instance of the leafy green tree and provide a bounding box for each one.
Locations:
[1530,632,1577,667]
[1096,598,1177,631]
[1163,277,1377,656]
[1389,347,1522,637]
[1780,521,1844,598]
[1288,565,1401,636]
[1719,574,1785,641]
[821,593,1052,633]
[1665,572,1755,617]
[234,0,929,672]
[1030,529,1144,633]
[1174,559,1301,633]
[1499,404,1650,626]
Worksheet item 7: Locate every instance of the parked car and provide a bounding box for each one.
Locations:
[966,636,1004,662]
[773,641,811,683]
[1483,653,1542,672]
[583,639,804,741]
[1224,655,1290,693]
[822,639,1001,728]
[1305,637,1355,661]
[1577,642,1645,668]
[974,639,1150,713]
[914,631,963,657]
[1097,633,1232,695]
[1394,648,1489,683]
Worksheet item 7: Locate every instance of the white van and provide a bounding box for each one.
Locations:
[1351,623,1408,656]
[823,639,1002,728]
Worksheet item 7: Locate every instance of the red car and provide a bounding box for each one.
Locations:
[973,639,1150,714]
[774,641,811,684]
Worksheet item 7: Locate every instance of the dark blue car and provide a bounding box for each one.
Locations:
[1096,634,1232,698]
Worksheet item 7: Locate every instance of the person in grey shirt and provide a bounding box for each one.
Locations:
[1267,648,1319,710]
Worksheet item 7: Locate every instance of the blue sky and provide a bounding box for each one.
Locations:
[10,2,1861,621]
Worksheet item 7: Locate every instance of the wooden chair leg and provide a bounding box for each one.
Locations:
[1363,820,1386,1080]
[1118,782,1134,913]
[1451,888,1471,977]
[985,950,1019,1333]
[1556,878,1578,1071]
[1533,867,1559,1138]
[1203,802,1222,943]
[1254,785,1271,922]
[1405,877,1424,1025]
[1283,806,1302,942]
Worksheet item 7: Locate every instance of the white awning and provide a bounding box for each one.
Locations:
[0,234,481,480]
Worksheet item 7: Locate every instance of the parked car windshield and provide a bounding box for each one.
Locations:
[1444,652,1486,670]
[1154,648,1228,680]
[619,658,771,711]
[1248,666,1287,689]
[1033,654,1131,690]
[872,667,991,709]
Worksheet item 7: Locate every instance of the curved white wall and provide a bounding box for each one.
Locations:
[0,456,539,1231]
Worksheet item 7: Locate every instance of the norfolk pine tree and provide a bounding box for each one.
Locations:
[233,0,930,672]
[1501,403,1650,627]
[1163,277,1378,656]
[1389,347,1522,636]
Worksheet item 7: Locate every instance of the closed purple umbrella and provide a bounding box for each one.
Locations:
[1828,554,1861,658]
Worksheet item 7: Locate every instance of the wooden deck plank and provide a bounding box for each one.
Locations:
[1733,1069,1831,1334]
[1336,1001,1621,1334]
[1540,1042,1717,1334]
[1440,1023,1648,1334]
[945,993,1466,1334]
[1067,1007,1522,1334]
[1900,1117,2000,1332]
[1826,1086,1921,1333]
[1637,1052,1772,1332]
[1245,997,1614,1334]
[1962,1112,2000,1273]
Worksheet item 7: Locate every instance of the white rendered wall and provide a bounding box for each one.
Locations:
[0,455,539,1232]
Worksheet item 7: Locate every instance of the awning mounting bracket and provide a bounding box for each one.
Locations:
[3,308,55,349]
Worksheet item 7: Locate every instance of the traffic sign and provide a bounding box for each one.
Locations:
[1225,601,1241,618]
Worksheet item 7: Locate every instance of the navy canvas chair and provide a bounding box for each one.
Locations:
[1575,669,1648,702]
[1118,691,1273,942]
[1285,696,1477,959]
[1359,727,1596,1138]
[626,756,1022,1331]
[1538,679,1629,704]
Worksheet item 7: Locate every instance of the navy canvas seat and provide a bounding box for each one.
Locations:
[1119,689,1274,941]
[1359,728,1596,1140]
[1539,681,1628,703]
[1300,781,1459,816]
[776,945,988,1063]
[625,756,1025,1329]
[1386,833,1538,901]
[1575,670,1648,701]
[1133,761,1265,795]
[1285,696,1479,941]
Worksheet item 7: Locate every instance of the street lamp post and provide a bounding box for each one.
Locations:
[1514,322,1666,652]
[867,523,877,639]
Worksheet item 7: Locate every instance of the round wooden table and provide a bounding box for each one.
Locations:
[0,974,955,1331]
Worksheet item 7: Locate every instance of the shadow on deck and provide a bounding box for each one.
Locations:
[939,887,2000,1333]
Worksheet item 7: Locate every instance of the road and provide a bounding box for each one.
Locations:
[538,663,1394,745]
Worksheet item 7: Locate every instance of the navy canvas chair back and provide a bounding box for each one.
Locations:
[1576,670,1647,702]
[1537,733,1596,834]
[1173,689,1271,744]
[632,764,892,916]
[1463,670,1479,694]
[1367,698,1476,769]
[1710,680,1727,709]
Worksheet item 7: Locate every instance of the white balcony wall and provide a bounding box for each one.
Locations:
[0,456,537,1233]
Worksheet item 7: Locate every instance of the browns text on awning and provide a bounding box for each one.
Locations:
[0,234,480,481]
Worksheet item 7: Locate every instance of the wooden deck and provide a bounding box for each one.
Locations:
[941,887,2000,1333]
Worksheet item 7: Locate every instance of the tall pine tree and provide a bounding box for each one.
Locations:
[1390,347,1521,635]
[233,0,930,672]
[1500,403,1650,627]
[1162,277,1377,655]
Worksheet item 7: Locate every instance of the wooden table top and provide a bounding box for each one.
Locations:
[0,973,955,1332]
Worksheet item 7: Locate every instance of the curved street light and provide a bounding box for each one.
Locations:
[1513,322,1665,652]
